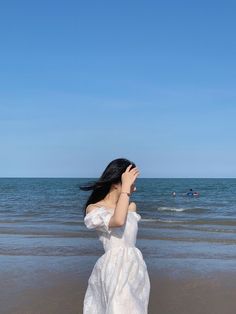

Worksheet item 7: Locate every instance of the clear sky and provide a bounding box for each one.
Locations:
[1,0,236,178]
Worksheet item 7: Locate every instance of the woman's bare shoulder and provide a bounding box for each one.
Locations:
[85,203,102,214]
[86,201,137,214]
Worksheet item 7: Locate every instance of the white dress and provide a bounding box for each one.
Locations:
[83,206,150,314]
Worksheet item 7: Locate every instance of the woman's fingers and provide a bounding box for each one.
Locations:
[131,167,139,174]
[125,164,133,172]
[125,165,140,176]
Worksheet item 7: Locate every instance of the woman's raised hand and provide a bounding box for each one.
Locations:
[121,164,140,188]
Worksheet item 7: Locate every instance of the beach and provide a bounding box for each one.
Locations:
[1,254,236,314]
[1,178,236,313]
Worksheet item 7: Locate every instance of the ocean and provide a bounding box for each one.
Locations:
[0,178,236,274]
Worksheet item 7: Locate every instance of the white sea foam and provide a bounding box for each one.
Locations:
[141,218,185,223]
[141,218,160,222]
[157,218,185,223]
[157,206,187,212]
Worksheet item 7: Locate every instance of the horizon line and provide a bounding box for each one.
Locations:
[0,177,236,179]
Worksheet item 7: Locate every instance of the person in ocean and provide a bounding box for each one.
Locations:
[79,158,150,314]
[186,189,200,197]
[187,188,194,196]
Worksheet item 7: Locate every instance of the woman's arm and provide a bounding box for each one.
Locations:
[109,165,139,227]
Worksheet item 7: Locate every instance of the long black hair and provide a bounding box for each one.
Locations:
[79,158,136,217]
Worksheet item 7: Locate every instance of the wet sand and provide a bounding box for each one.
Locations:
[149,269,236,314]
[1,255,236,314]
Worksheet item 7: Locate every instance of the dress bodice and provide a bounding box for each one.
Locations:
[84,206,141,253]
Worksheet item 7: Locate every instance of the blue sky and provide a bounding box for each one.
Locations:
[0,0,236,177]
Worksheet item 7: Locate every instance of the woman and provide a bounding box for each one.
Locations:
[79,158,150,314]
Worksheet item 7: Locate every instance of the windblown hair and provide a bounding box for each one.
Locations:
[79,158,136,217]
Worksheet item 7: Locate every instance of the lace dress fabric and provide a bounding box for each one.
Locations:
[83,206,150,314]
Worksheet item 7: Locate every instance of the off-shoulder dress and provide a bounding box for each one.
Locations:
[83,206,150,314]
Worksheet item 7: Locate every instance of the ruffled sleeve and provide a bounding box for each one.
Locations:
[84,207,113,234]
[133,211,141,221]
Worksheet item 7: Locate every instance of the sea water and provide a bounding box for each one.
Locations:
[0,178,236,273]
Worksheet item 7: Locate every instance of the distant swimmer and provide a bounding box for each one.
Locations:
[172,191,176,197]
[186,189,200,197]
[186,188,194,196]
